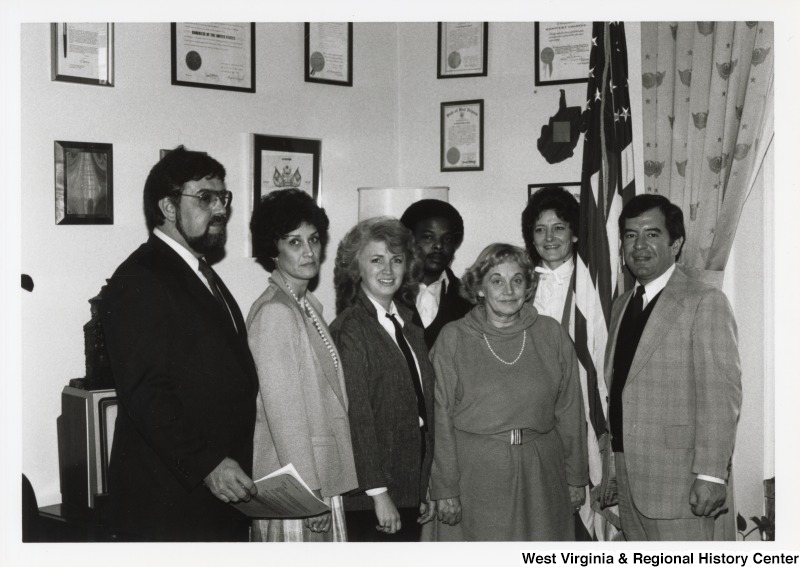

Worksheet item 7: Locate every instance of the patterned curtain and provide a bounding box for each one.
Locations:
[640,22,774,285]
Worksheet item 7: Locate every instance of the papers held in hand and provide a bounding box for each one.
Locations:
[233,463,331,519]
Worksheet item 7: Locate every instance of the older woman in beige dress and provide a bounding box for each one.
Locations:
[429,243,588,541]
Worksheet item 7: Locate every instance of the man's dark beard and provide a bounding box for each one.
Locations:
[176,208,228,256]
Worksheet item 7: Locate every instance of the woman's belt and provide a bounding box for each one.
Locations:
[491,428,543,445]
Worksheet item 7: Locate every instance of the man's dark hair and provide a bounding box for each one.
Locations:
[520,186,580,264]
[143,146,226,232]
[618,193,686,258]
[399,199,464,249]
[250,188,330,272]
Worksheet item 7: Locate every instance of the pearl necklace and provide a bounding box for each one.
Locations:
[482,331,526,366]
[284,282,340,369]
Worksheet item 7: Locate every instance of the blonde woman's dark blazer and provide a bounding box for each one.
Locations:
[247,272,357,497]
[330,290,435,511]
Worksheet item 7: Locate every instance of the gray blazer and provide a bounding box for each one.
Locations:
[330,290,435,511]
[247,271,358,498]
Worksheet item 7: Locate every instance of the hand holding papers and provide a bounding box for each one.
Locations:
[233,463,331,519]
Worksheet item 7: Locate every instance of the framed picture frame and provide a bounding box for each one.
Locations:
[534,22,593,86]
[54,141,113,225]
[171,23,256,93]
[437,22,488,79]
[441,99,484,172]
[51,23,114,86]
[527,182,581,202]
[305,23,353,87]
[253,134,321,210]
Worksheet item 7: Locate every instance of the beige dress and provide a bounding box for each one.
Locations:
[427,305,588,541]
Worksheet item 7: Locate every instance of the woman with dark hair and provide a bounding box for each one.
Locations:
[329,217,436,541]
[428,243,588,541]
[520,186,579,322]
[247,188,357,542]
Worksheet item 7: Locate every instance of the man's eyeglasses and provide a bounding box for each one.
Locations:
[179,190,233,210]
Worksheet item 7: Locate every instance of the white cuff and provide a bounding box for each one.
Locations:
[365,487,388,496]
[696,474,726,485]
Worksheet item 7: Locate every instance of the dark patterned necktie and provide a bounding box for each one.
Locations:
[386,313,428,431]
[198,259,236,330]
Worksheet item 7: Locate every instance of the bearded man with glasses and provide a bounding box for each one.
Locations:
[99,146,259,541]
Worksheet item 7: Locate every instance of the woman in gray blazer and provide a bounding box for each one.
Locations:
[330,217,436,541]
[247,189,357,541]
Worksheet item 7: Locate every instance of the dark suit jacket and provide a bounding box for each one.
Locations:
[100,234,258,541]
[330,290,435,511]
[411,268,473,349]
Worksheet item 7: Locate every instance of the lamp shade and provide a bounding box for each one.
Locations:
[357,186,449,221]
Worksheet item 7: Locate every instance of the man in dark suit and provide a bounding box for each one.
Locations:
[600,194,741,540]
[100,147,259,541]
[400,200,473,348]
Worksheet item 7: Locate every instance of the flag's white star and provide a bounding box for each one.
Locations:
[595,88,602,101]
[621,107,630,120]
[592,36,597,47]
[588,66,595,78]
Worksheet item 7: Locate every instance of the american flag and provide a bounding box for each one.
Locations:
[573,21,636,540]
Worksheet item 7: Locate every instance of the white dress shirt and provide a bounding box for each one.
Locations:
[154,227,237,331]
[533,257,574,322]
[416,271,449,328]
[154,227,211,292]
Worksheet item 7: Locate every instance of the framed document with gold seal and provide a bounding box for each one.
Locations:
[441,100,484,172]
[438,22,488,79]
[171,23,255,92]
[305,22,353,86]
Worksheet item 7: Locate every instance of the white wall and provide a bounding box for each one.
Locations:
[22,22,769,528]
[21,22,401,506]
[395,22,588,276]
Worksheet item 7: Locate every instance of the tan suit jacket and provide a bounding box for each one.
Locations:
[247,272,358,498]
[603,266,742,519]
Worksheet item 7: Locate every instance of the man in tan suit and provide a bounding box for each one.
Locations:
[602,194,741,541]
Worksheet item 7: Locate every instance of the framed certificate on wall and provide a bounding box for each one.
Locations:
[51,23,114,86]
[535,22,592,86]
[440,100,484,172]
[253,134,321,210]
[437,22,488,79]
[305,22,353,86]
[171,23,256,93]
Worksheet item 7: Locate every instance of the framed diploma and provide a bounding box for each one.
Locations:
[437,22,488,79]
[441,100,484,172]
[51,23,114,86]
[305,23,353,86]
[535,22,593,86]
[171,23,256,93]
[54,141,113,225]
[253,134,321,210]
[528,182,581,202]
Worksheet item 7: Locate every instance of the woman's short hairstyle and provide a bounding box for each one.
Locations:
[143,146,226,232]
[250,188,330,272]
[520,186,580,264]
[333,217,421,314]
[462,243,535,304]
